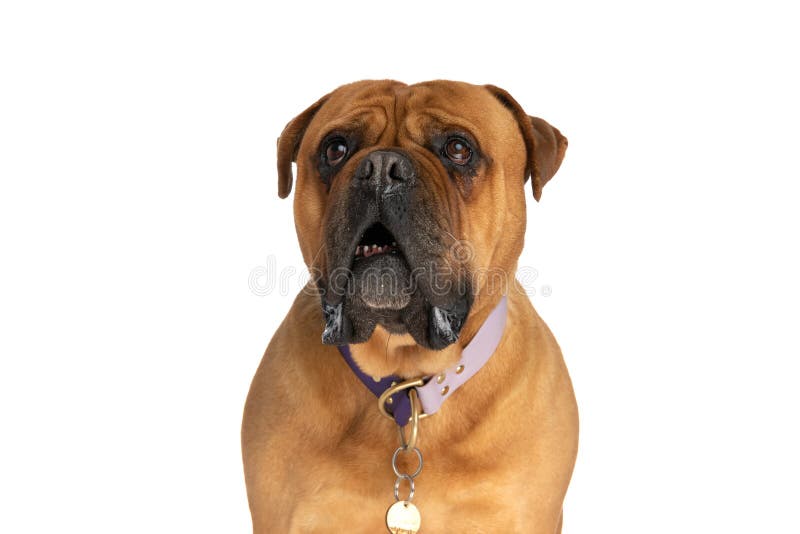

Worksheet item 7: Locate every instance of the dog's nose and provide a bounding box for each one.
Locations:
[355,150,415,188]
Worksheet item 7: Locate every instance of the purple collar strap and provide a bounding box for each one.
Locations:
[337,296,508,426]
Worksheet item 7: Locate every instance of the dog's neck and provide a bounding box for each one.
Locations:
[348,294,506,379]
[340,296,508,427]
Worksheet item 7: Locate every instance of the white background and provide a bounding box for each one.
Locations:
[1,1,798,532]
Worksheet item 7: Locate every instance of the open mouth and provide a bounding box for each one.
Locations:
[348,222,411,312]
[322,217,472,349]
[354,222,400,260]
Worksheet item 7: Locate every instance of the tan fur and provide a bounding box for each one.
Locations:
[243,80,578,533]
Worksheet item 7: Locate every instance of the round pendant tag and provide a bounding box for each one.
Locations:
[385,500,421,533]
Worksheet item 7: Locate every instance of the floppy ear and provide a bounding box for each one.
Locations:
[276,93,330,198]
[485,85,568,201]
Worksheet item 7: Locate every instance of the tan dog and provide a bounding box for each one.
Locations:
[242,80,578,533]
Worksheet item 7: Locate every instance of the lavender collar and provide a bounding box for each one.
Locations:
[337,296,508,426]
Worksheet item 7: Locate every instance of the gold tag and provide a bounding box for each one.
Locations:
[385,500,421,534]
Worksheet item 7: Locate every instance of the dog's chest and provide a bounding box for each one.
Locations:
[283,460,529,533]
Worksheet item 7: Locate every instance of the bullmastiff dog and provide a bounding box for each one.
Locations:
[242,80,578,533]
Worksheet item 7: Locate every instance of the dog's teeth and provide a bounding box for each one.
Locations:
[372,244,377,249]
[392,241,397,246]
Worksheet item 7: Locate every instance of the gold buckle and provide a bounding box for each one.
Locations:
[377,378,429,450]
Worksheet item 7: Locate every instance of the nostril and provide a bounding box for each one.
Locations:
[388,157,412,181]
[387,161,400,181]
[356,150,414,186]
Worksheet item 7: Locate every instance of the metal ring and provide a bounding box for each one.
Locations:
[397,388,421,450]
[377,378,425,421]
[393,474,416,502]
[392,446,424,479]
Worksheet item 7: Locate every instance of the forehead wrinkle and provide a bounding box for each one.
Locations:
[405,109,482,142]
[308,106,388,147]
[391,86,412,145]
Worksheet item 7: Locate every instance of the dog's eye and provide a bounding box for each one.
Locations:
[324,138,348,166]
[443,138,472,165]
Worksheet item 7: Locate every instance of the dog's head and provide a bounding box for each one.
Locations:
[277,80,566,351]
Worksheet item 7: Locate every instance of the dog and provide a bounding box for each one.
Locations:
[242,80,578,533]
